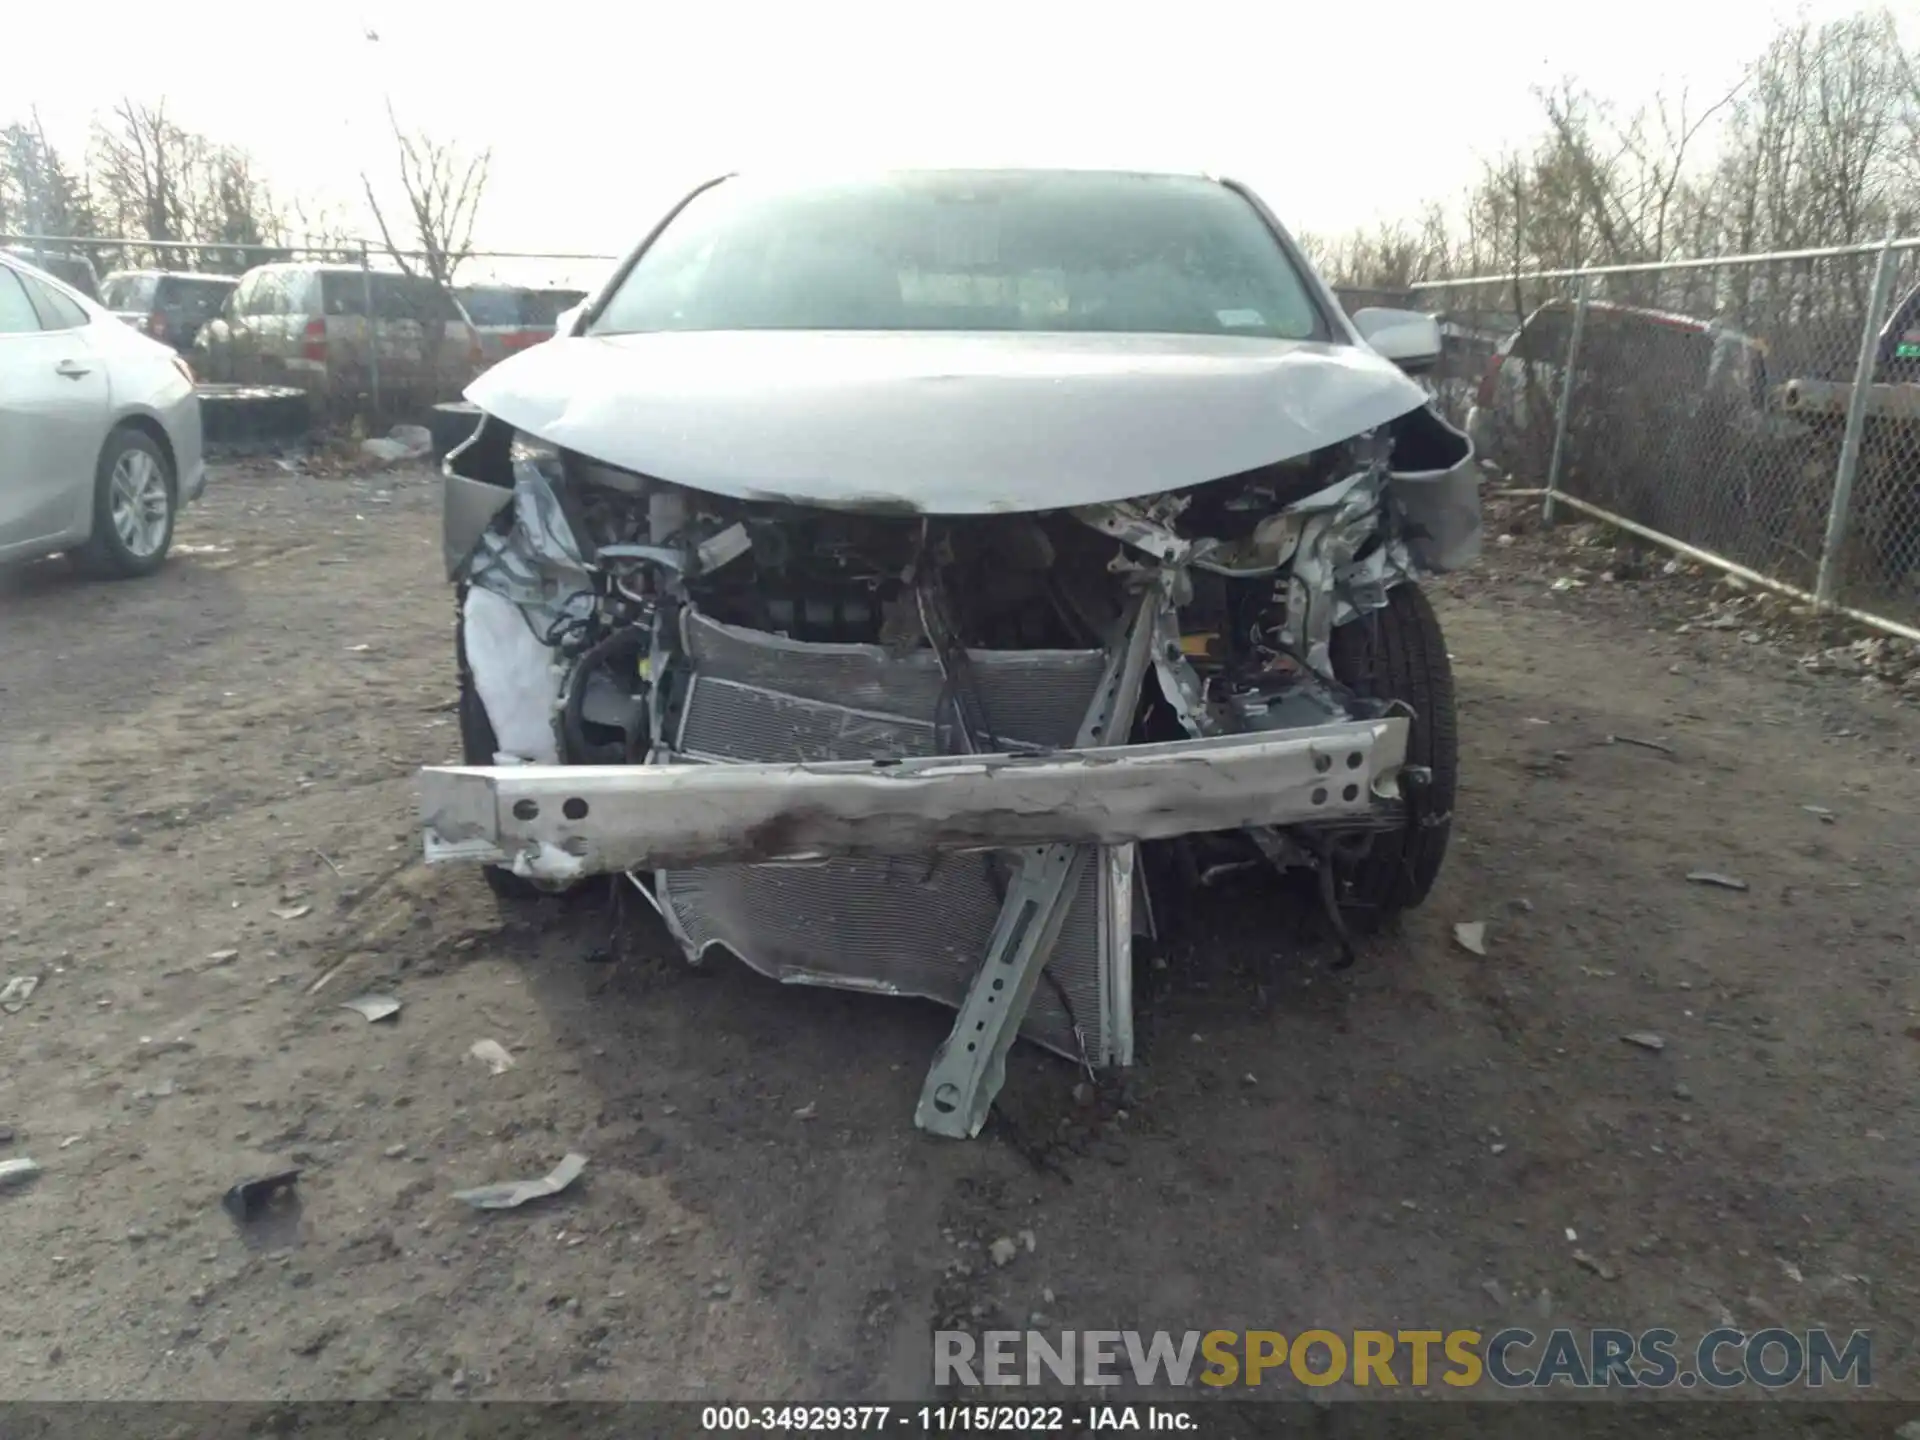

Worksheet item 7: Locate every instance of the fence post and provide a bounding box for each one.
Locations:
[359,243,381,419]
[1542,275,1590,526]
[1814,233,1898,608]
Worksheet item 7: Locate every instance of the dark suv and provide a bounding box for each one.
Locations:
[100,270,239,353]
[1,245,101,301]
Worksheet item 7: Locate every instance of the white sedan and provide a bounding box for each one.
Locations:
[0,251,206,577]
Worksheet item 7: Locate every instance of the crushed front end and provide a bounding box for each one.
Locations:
[421,409,1474,1136]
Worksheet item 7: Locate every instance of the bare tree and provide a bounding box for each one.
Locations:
[360,101,490,287]
[1,111,98,239]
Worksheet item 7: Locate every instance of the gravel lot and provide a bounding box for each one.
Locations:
[0,460,1914,1402]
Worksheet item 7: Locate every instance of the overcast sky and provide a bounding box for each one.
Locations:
[10,0,1904,286]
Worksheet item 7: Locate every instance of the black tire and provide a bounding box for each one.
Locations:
[74,428,176,579]
[1326,582,1457,926]
[454,584,545,901]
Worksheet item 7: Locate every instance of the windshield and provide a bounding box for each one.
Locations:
[589,171,1328,341]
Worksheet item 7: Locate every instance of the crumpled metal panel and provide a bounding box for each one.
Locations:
[657,856,1103,1062]
[656,608,1113,1061]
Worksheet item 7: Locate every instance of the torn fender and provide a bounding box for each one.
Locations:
[421,719,1410,878]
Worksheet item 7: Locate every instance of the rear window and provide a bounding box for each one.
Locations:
[590,171,1327,340]
[458,288,522,326]
[103,274,159,310]
[459,287,587,326]
[6,250,96,299]
[321,272,464,323]
[158,276,236,324]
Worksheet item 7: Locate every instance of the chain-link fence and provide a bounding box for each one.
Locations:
[1415,238,1920,637]
[0,232,617,425]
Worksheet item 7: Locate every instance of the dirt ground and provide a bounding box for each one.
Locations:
[0,460,1915,1403]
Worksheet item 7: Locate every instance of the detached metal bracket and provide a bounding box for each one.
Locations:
[915,591,1158,1138]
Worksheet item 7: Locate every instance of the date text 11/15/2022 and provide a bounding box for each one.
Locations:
[700,1406,1194,1432]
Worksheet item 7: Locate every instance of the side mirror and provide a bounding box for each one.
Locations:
[1352,307,1442,375]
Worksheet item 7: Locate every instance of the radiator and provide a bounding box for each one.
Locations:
[651,610,1127,1064]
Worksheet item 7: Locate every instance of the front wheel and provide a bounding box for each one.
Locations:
[1326,583,1457,927]
[75,428,175,579]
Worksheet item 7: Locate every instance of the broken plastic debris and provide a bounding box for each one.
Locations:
[341,994,402,1023]
[0,1158,41,1189]
[1452,922,1488,956]
[989,1237,1018,1267]
[1607,734,1675,756]
[452,1152,586,1211]
[1685,871,1749,891]
[0,976,40,1013]
[205,949,240,965]
[270,903,313,921]
[1801,805,1836,823]
[1573,1250,1618,1281]
[469,1039,516,1074]
[1621,1032,1667,1052]
[359,424,433,465]
[222,1168,300,1223]
[791,1102,817,1120]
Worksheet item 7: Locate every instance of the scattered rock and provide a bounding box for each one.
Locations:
[1672,1083,1693,1101]
[791,1102,817,1120]
[468,1039,515,1075]
[0,1157,42,1190]
[1621,1032,1667,1053]
[205,949,240,965]
[270,903,313,921]
[989,1237,1018,1268]
[1019,1229,1037,1253]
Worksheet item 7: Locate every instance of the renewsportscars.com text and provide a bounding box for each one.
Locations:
[934,1327,1872,1390]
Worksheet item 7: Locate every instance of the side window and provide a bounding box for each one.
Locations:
[0,268,41,334]
[254,274,286,317]
[280,270,317,315]
[17,272,89,330]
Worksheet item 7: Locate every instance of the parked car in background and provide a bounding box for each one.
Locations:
[2,245,102,302]
[100,270,238,353]
[1873,279,1920,384]
[0,252,205,576]
[1465,298,1770,474]
[191,263,482,409]
[457,285,589,367]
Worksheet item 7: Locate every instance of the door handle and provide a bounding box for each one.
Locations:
[54,359,92,379]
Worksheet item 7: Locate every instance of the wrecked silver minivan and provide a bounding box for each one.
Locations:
[419,170,1477,1137]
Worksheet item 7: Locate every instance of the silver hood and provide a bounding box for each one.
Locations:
[465,329,1433,514]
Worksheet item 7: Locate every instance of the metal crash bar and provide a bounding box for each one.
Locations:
[420,719,1411,882]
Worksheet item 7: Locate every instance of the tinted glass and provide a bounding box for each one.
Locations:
[159,276,236,324]
[590,171,1326,340]
[18,272,89,330]
[323,273,462,322]
[458,288,520,326]
[0,268,40,333]
[104,274,159,310]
